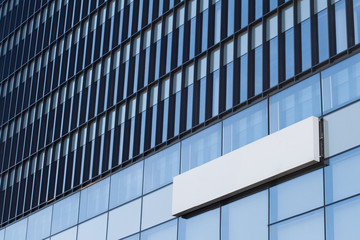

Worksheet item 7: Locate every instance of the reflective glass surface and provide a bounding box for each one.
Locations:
[79,177,110,222]
[52,193,80,234]
[181,123,222,172]
[325,147,360,204]
[270,169,324,222]
[221,190,268,240]
[179,208,220,240]
[51,227,77,240]
[141,185,174,230]
[27,206,52,240]
[223,100,268,154]
[141,219,177,240]
[322,53,360,113]
[110,161,143,208]
[107,199,141,240]
[77,213,108,240]
[270,74,321,133]
[270,209,325,240]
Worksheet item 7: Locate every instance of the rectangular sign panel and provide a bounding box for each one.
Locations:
[172,117,320,216]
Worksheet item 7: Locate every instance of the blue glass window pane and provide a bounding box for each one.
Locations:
[163,99,169,142]
[5,219,27,240]
[301,19,311,71]
[52,193,80,234]
[178,26,184,66]
[51,227,77,240]
[107,199,141,240]
[335,0,347,54]
[141,185,174,230]
[174,92,181,136]
[325,147,360,204]
[179,208,220,240]
[123,234,140,240]
[181,123,222,172]
[202,10,209,52]
[199,77,206,123]
[226,63,233,110]
[321,53,360,113]
[269,74,321,133]
[223,100,268,154]
[318,9,329,63]
[166,34,172,73]
[285,28,294,79]
[144,143,180,194]
[270,38,279,88]
[228,0,234,36]
[213,70,220,116]
[269,0,277,11]
[78,213,108,240]
[187,85,194,130]
[141,220,177,240]
[109,161,143,208]
[221,190,268,240]
[326,195,360,240]
[241,0,248,28]
[240,55,248,103]
[354,0,360,44]
[270,169,323,223]
[255,0,263,20]
[214,1,221,44]
[254,46,263,95]
[79,177,110,222]
[190,18,196,59]
[27,206,52,240]
[270,209,325,240]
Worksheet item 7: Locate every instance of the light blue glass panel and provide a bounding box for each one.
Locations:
[166,34,172,73]
[285,28,294,79]
[326,195,360,240]
[110,161,143,208]
[187,85,194,130]
[270,74,321,133]
[214,1,221,44]
[144,143,180,194]
[335,0,347,54]
[202,10,209,52]
[223,100,268,154]
[321,53,360,113]
[141,219,177,240]
[240,55,248,103]
[226,63,233,109]
[51,227,77,240]
[0,229,4,240]
[318,10,329,63]
[27,206,52,240]
[354,0,360,44]
[254,46,263,95]
[301,19,311,71]
[4,218,27,240]
[269,0,277,11]
[270,209,324,240]
[107,199,141,240]
[52,193,80,234]
[270,169,323,223]
[213,70,220,116]
[255,0,263,19]
[270,38,279,88]
[241,0,248,28]
[190,18,196,59]
[78,213,107,240]
[228,0,234,36]
[181,123,222,172]
[178,26,184,66]
[141,185,174,230]
[325,147,360,204]
[199,77,206,123]
[122,234,139,240]
[179,208,220,240]
[79,177,110,222]
[221,190,268,240]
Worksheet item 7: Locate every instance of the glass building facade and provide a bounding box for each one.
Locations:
[0,0,359,239]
